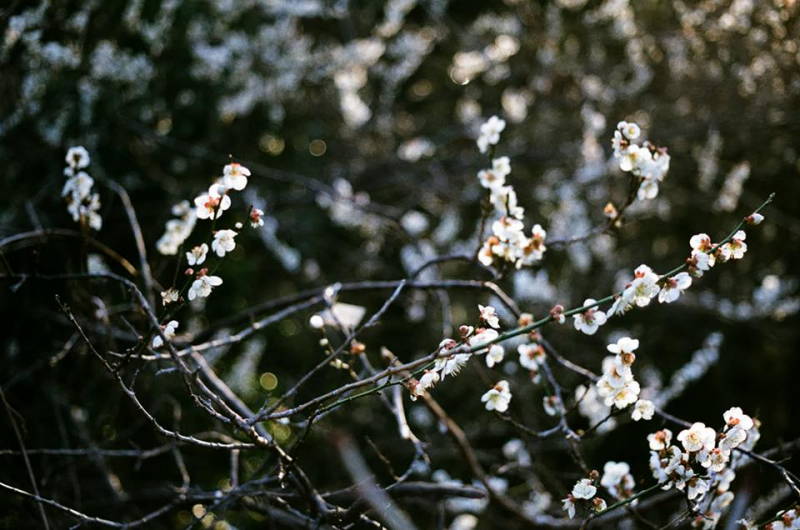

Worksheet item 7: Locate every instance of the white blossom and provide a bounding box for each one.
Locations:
[573,298,607,335]
[677,422,716,452]
[648,429,673,451]
[186,243,209,266]
[720,230,747,260]
[467,328,499,352]
[160,288,179,306]
[188,274,223,300]
[686,476,710,501]
[658,272,692,303]
[481,380,511,412]
[632,399,655,421]
[571,478,596,500]
[492,156,511,177]
[607,337,639,355]
[485,344,505,368]
[601,461,634,497]
[194,184,231,220]
[478,304,500,329]
[477,115,506,153]
[212,229,238,257]
[152,320,178,348]
[618,121,640,141]
[222,162,250,191]
[723,407,754,431]
[697,447,730,472]
[718,427,748,451]
[562,497,576,519]
[518,343,545,371]
[249,207,265,228]
[65,146,90,169]
[156,201,197,255]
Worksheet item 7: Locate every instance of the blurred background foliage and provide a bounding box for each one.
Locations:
[1,0,799,527]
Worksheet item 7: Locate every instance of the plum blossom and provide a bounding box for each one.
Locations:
[611,122,670,201]
[745,212,764,225]
[65,146,90,169]
[212,229,238,257]
[478,168,505,190]
[677,422,716,452]
[477,157,511,189]
[686,476,710,501]
[658,272,692,303]
[630,265,661,306]
[632,399,655,421]
[723,407,754,431]
[618,120,640,141]
[573,298,607,335]
[152,320,178,348]
[62,146,102,231]
[601,461,634,498]
[186,243,208,266]
[597,339,642,409]
[607,337,639,355]
[485,344,505,368]
[518,343,545,371]
[195,184,231,220]
[478,304,500,329]
[562,497,576,519]
[222,162,250,191]
[718,427,748,451]
[409,369,440,400]
[249,207,265,228]
[697,447,730,472]
[188,272,223,300]
[489,185,524,220]
[467,328,499,352]
[481,380,511,412]
[608,265,660,316]
[477,115,506,153]
[648,429,673,451]
[571,478,596,499]
[492,156,511,177]
[160,288,179,306]
[720,230,747,260]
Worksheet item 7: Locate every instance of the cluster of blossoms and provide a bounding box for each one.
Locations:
[408,305,514,410]
[611,120,671,200]
[595,337,653,420]
[561,462,636,519]
[607,224,755,318]
[648,408,760,528]
[62,146,102,230]
[156,200,197,255]
[607,264,691,316]
[157,162,257,307]
[474,116,548,270]
[153,162,256,347]
[686,230,749,278]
